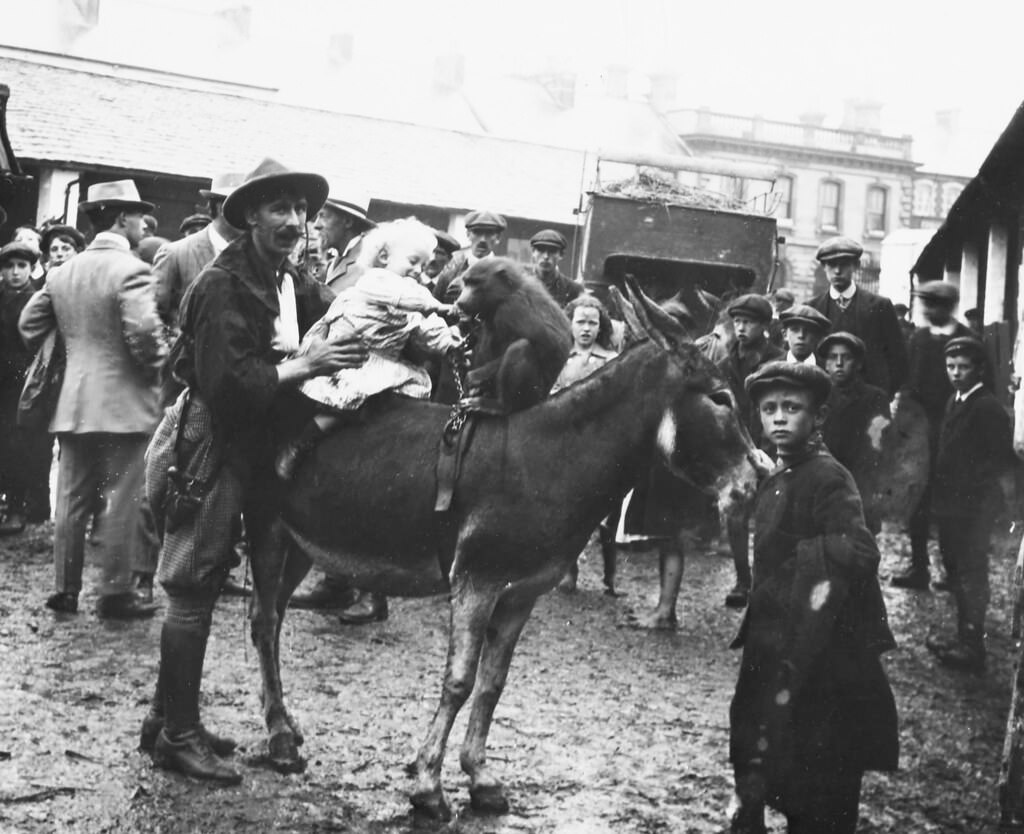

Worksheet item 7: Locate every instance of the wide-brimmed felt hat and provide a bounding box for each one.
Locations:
[530,229,567,251]
[816,236,863,263]
[79,180,154,214]
[199,171,246,200]
[779,303,830,334]
[913,280,959,304]
[40,224,85,255]
[727,293,773,323]
[745,360,832,404]
[222,158,329,230]
[818,331,866,360]
[320,194,375,230]
[464,209,506,231]
[0,240,38,266]
[944,335,986,362]
[433,229,461,255]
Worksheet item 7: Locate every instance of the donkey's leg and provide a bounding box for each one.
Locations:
[411,575,497,820]
[273,539,314,746]
[460,593,536,814]
[249,518,310,774]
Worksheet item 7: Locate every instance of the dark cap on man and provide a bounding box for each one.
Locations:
[222,158,329,230]
[745,360,832,405]
[40,224,86,254]
[944,335,986,363]
[727,293,773,323]
[913,280,960,304]
[0,240,38,266]
[818,331,866,360]
[530,229,567,251]
[780,303,830,334]
[433,229,461,255]
[816,236,864,263]
[464,210,506,232]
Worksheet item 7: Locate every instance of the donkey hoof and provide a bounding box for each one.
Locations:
[284,711,305,746]
[268,732,307,774]
[470,783,510,814]
[410,788,453,821]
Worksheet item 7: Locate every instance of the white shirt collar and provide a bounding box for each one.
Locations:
[272,272,300,354]
[828,283,857,302]
[207,223,229,254]
[955,382,983,403]
[94,231,130,250]
[787,351,818,366]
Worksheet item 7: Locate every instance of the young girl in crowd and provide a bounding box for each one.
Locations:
[276,217,461,478]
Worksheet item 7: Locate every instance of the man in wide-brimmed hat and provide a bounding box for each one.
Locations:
[315,192,375,293]
[20,179,167,622]
[140,158,367,785]
[152,171,245,329]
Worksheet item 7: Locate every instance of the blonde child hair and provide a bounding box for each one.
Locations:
[357,217,437,270]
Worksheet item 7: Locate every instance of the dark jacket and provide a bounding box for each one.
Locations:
[932,387,1012,518]
[525,266,582,308]
[716,337,785,443]
[822,377,890,481]
[905,322,973,422]
[809,287,908,396]
[171,233,333,480]
[730,446,898,803]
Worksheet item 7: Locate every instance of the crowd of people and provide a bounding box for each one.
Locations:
[0,157,1014,831]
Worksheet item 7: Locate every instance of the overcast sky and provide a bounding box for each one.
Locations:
[12,0,1024,171]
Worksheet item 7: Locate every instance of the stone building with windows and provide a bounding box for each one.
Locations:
[666,104,928,299]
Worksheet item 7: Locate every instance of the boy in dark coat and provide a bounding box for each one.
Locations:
[717,294,785,608]
[893,280,974,589]
[819,332,891,534]
[926,337,1012,673]
[729,361,898,834]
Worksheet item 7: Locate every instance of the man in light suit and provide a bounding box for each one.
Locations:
[20,180,168,619]
[317,194,374,294]
[807,237,908,397]
[152,172,244,329]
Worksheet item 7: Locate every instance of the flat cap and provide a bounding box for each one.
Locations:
[780,303,831,333]
[745,360,832,404]
[530,229,567,251]
[0,240,38,265]
[464,210,506,231]
[727,293,773,322]
[944,336,986,362]
[771,288,795,304]
[816,236,863,263]
[179,213,212,235]
[433,229,461,255]
[818,330,866,360]
[913,280,959,303]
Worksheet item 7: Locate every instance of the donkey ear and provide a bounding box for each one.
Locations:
[606,285,646,345]
[624,278,672,349]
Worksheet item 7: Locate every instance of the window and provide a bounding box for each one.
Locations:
[774,175,793,223]
[819,180,842,231]
[942,182,964,213]
[866,186,887,235]
[913,180,935,216]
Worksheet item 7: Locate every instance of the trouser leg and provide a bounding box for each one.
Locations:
[908,480,932,572]
[785,771,862,834]
[53,434,98,595]
[727,509,751,588]
[956,513,993,640]
[160,596,215,736]
[96,433,150,597]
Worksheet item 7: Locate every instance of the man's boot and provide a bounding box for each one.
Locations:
[337,590,388,625]
[893,531,931,590]
[152,617,241,784]
[289,574,357,610]
[139,662,236,756]
[936,622,986,675]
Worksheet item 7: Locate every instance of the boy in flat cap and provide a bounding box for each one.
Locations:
[728,361,897,834]
[925,337,1012,673]
[819,332,891,534]
[808,236,907,397]
[892,281,975,589]
[527,228,581,307]
[718,294,784,607]
[779,303,829,366]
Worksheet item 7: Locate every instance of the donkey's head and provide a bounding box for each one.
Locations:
[610,281,761,515]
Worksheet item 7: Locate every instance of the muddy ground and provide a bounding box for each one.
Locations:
[0,521,1020,833]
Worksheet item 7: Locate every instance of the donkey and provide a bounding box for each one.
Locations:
[248,283,761,820]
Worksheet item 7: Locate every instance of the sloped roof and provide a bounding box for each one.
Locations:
[1,53,591,224]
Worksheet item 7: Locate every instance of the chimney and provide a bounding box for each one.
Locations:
[328,32,353,68]
[798,110,826,127]
[603,65,629,99]
[648,73,677,112]
[841,99,882,134]
[434,53,465,93]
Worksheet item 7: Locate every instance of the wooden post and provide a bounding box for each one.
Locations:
[986,222,1009,323]
[960,241,980,312]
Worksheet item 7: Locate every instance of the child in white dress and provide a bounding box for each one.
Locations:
[276,218,461,478]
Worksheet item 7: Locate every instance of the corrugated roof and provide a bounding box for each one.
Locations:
[1,54,594,224]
